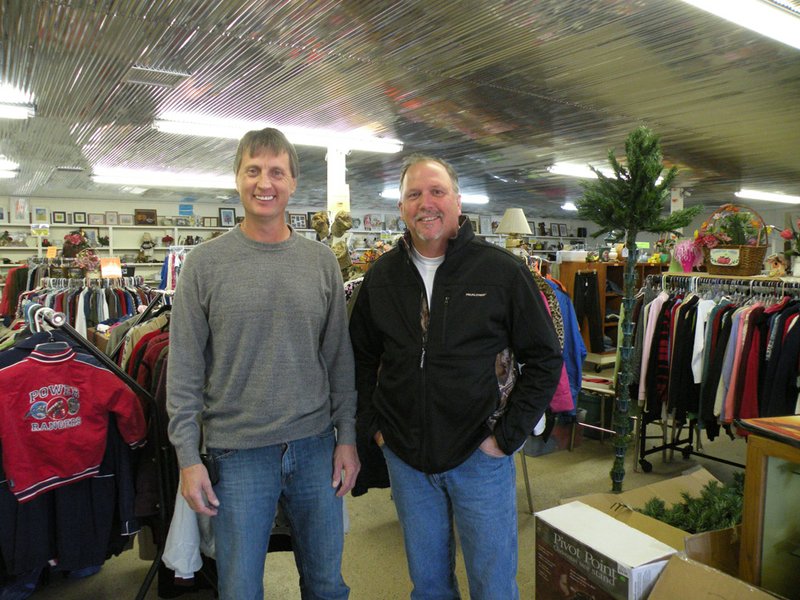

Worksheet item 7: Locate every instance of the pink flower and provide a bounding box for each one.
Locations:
[780,229,794,241]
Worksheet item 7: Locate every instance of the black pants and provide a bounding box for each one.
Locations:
[572,271,605,353]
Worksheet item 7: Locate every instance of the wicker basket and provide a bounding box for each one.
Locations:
[700,203,768,276]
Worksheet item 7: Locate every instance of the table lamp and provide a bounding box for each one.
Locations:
[495,208,532,248]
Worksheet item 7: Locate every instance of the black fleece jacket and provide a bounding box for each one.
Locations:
[349,218,562,479]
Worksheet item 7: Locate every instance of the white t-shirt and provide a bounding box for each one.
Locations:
[410,247,445,308]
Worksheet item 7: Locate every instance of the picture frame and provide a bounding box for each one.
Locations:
[235,216,244,224]
[479,216,492,235]
[288,213,307,229]
[134,208,157,226]
[105,211,118,225]
[175,216,191,227]
[33,206,49,224]
[219,208,236,227]
[0,204,5,223]
[73,211,87,225]
[118,213,134,226]
[559,223,568,237]
[88,212,105,225]
[10,197,29,224]
[83,228,99,247]
[550,223,559,237]
[537,222,547,236]
[468,217,479,234]
[52,210,67,224]
[203,217,219,227]
[362,213,384,231]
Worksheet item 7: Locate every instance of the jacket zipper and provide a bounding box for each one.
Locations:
[442,294,450,347]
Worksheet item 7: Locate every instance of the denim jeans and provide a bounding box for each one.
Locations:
[210,426,349,600]
[382,445,519,600]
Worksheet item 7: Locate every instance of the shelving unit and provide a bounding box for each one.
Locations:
[0,223,231,266]
[557,261,665,371]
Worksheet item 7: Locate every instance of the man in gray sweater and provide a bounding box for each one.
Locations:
[167,128,359,599]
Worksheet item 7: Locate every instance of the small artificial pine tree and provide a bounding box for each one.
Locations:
[576,126,702,492]
[637,472,745,533]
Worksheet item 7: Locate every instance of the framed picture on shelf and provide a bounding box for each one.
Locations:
[88,212,105,225]
[219,208,236,227]
[203,217,219,227]
[10,197,29,224]
[479,216,492,235]
[550,223,559,237]
[33,206,49,224]
[105,211,118,225]
[559,223,568,237]
[537,222,547,236]
[118,213,134,225]
[52,211,67,224]
[73,211,87,225]
[83,228,99,247]
[175,217,190,227]
[288,213,307,229]
[468,216,479,234]
[134,208,157,226]
[0,204,5,223]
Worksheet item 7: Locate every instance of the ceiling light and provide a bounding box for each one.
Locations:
[0,170,18,179]
[0,85,35,120]
[679,0,800,50]
[380,189,489,204]
[155,112,403,154]
[0,156,19,171]
[92,166,233,190]
[735,188,800,204]
[548,162,614,179]
[561,201,578,211]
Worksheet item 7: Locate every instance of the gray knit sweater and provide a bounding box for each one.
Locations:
[166,226,357,469]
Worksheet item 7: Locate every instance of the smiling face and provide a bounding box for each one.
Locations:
[398,159,462,257]
[235,148,297,227]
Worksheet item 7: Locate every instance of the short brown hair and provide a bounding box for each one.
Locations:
[234,128,299,178]
[399,153,460,196]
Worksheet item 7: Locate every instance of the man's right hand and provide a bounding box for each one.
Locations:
[374,431,384,447]
[181,463,220,516]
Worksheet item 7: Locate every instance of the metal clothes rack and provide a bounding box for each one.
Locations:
[635,273,800,473]
[39,306,174,600]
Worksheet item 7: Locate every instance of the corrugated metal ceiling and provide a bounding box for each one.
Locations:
[0,0,799,217]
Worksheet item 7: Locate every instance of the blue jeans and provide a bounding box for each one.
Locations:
[210,426,348,600]
[382,445,519,600]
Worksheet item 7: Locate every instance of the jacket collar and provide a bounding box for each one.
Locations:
[400,215,474,258]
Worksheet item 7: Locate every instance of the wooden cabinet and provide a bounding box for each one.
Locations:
[557,261,664,369]
[738,419,800,598]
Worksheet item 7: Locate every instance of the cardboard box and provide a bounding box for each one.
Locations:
[649,555,776,599]
[535,501,676,600]
[564,467,740,576]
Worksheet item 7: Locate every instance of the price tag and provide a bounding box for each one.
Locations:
[100,257,122,279]
[46,246,58,258]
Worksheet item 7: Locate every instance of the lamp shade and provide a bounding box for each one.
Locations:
[495,208,532,235]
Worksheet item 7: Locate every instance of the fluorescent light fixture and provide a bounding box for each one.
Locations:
[735,188,800,204]
[679,0,800,50]
[92,166,233,189]
[548,162,614,179]
[0,85,35,119]
[0,170,17,179]
[380,189,489,204]
[561,201,578,211]
[155,111,403,154]
[0,156,19,171]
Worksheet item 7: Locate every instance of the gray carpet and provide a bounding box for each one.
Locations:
[24,427,747,599]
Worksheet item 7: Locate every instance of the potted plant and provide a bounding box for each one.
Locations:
[576,126,701,492]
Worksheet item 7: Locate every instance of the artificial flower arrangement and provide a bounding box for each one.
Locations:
[778,218,800,258]
[693,203,763,250]
[73,248,101,272]
[62,229,91,258]
[672,239,704,272]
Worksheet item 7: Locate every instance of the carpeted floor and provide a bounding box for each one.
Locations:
[24,425,747,599]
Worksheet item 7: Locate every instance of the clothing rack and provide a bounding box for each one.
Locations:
[633,272,789,473]
[39,307,172,600]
